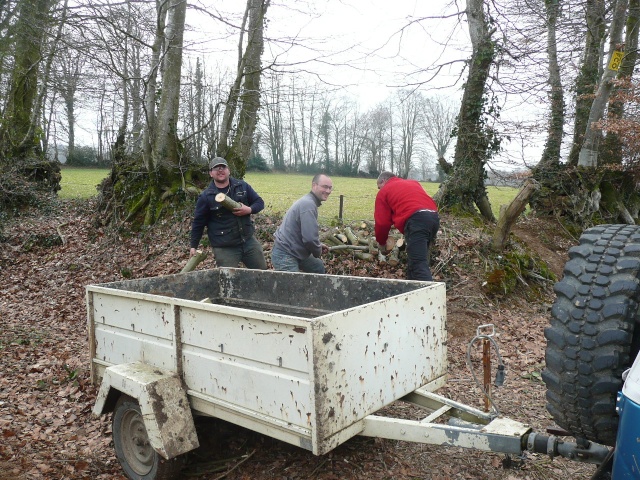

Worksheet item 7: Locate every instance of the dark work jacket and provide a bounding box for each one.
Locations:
[190,178,265,248]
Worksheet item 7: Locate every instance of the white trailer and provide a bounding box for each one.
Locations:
[88,268,609,480]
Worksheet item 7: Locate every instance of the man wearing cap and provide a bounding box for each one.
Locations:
[375,171,439,281]
[189,157,267,269]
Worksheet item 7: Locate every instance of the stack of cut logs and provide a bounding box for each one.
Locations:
[320,221,405,266]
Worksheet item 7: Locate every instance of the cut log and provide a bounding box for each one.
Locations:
[344,226,359,245]
[215,193,242,211]
[386,237,396,252]
[336,233,348,244]
[323,235,342,246]
[182,251,208,273]
[354,252,373,261]
[361,220,375,230]
[387,246,400,267]
[378,251,387,264]
[368,239,379,255]
[329,245,369,252]
[320,228,339,241]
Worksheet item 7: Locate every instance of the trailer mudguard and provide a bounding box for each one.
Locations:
[93,362,199,459]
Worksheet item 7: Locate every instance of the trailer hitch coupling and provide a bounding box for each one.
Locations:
[526,432,611,465]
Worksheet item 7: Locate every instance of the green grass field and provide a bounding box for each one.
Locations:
[59,168,519,222]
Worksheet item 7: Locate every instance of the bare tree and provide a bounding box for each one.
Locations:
[421,96,457,166]
[54,34,85,163]
[395,90,422,178]
[361,103,391,175]
[261,73,287,170]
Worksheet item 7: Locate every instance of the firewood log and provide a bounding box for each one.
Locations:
[386,237,396,252]
[387,246,400,267]
[182,251,208,273]
[328,245,369,252]
[344,226,359,245]
[215,193,242,211]
[354,252,373,261]
[320,228,339,241]
[361,220,375,230]
[368,238,379,255]
[323,235,342,246]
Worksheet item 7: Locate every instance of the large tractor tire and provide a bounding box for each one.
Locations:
[542,224,640,447]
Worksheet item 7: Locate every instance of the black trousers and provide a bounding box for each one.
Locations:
[404,210,440,281]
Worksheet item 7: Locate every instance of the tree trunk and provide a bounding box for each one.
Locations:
[434,0,496,221]
[218,0,270,178]
[142,0,168,171]
[537,0,564,170]
[152,0,187,171]
[600,0,640,165]
[567,0,606,166]
[578,0,629,167]
[492,179,540,252]
[0,0,53,158]
[229,0,270,178]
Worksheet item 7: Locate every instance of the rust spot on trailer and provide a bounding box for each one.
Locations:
[293,327,306,334]
[327,407,335,418]
[322,332,334,344]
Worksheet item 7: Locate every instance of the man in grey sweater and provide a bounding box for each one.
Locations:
[271,174,333,273]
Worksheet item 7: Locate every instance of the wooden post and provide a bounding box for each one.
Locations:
[215,193,242,211]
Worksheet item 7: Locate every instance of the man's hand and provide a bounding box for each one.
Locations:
[321,243,329,255]
[232,204,251,216]
[189,247,197,257]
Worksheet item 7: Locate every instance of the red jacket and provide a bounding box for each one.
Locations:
[374,177,438,245]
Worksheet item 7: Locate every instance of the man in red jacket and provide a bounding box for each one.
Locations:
[375,171,440,281]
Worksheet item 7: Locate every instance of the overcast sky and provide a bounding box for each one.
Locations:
[186,0,470,107]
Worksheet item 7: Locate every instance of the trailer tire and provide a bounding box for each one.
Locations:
[113,395,183,480]
[542,224,640,447]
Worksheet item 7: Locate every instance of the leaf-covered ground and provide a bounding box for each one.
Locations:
[0,199,599,479]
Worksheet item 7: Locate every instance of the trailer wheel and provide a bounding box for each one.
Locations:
[542,224,640,447]
[112,395,183,480]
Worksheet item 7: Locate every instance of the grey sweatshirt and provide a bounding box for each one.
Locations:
[273,192,322,259]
